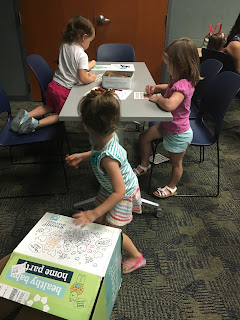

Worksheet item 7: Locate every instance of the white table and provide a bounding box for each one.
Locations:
[59,62,173,123]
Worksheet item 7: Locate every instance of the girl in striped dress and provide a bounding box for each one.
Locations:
[65,90,146,274]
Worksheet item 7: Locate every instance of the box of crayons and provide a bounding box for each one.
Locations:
[102,71,134,89]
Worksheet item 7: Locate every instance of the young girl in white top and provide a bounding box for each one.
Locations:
[12,15,96,134]
[66,90,146,274]
[134,38,200,198]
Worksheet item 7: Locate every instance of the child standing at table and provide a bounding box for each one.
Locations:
[133,37,200,198]
[65,90,146,274]
[11,15,96,134]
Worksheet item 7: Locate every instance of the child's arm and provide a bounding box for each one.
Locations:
[149,91,184,112]
[225,41,240,74]
[88,60,96,70]
[72,156,125,227]
[78,69,96,84]
[65,151,91,169]
[146,84,168,95]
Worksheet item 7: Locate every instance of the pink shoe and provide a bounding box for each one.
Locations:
[122,253,146,274]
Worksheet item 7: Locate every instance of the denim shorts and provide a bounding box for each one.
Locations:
[163,128,193,153]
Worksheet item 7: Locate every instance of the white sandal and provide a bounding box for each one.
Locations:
[133,164,151,177]
[153,186,177,198]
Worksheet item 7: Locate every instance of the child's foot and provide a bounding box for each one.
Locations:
[11,109,29,132]
[153,186,177,198]
[133,164,151,177]
[122,253,146,274]
[18,117,39,134]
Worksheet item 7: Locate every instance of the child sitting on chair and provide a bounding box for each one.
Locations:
[11,15,96,134]
[65,90,146,274]
[134,38,200,198]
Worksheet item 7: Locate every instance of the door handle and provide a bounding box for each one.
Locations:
[97,15,110,25]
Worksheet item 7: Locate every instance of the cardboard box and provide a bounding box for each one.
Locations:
[102,71,134,89]
[0,213,122,320]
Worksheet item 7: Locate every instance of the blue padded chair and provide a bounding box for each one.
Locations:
[96,43,136,62]
[190,59,223,119]
[96,43,142,130]
[0,84,68,197]
[26,54,54,105]
[147,71,240,196]
[184,71,240,197]
[201,48,235,73]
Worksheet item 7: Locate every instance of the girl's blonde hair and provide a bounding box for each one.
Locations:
[79,91,120,137]
[165,37,200,86]
[63,15,94,44]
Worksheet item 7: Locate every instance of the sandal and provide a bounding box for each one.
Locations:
[122,253,146,274]
[153,186,177,198]
[133,164,151,177]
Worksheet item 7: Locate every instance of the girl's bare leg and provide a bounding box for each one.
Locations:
[38,115,59,128]
[102,217,142,272]
[29,105,54,118]
[29,105,59,128]
[164,151,185,195]
[138,124,163,169]
[121,233,142,272]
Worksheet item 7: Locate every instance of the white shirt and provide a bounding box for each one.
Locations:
[53,43,89,89]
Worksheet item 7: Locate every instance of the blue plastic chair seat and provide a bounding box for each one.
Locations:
[190,118,216,146]
[0,115,66,147]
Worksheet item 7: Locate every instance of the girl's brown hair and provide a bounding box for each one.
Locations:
[79,91,120,137]
[63,15,94,44]
[207,33,226,51]
[165,37,200,86]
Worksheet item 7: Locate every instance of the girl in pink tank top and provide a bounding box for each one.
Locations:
[133,38,200,198]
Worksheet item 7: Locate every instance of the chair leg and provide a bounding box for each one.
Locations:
[216,139,220,197]
[10,146,14,164]
[177,140,220,197]
[65,131,71,155]
[199,146,204,163]
[58,140,69,194]
[147,141,158,194]
[202,146,205,163]
[1,140,69,198]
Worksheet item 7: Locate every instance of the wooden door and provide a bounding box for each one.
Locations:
[18,0,168,101]
[94,1,168,85]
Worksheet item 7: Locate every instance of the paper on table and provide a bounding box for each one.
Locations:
[92,65,110,70]
[110,64,135,71]
[115,89,132,100]
[85,87,132,100]
[134,92,149,99]
[92,64,135,72]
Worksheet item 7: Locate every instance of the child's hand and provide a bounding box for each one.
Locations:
[88,60,96,71]
[149,94,159,103]
[87,72,96,82]
[65,153,84,169]
[72,210,95,228]
[90,60,96,67]
[145,85,156,96]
